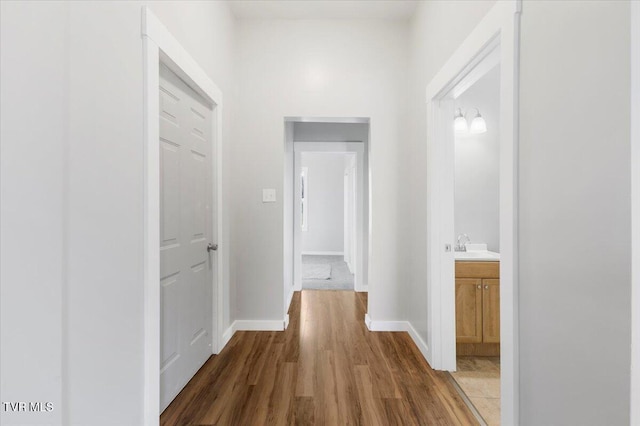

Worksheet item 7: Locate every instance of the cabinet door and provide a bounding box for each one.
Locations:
[456,279,483,343]
[482,279,500,343]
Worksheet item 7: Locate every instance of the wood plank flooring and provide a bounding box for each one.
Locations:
[161,291,478,425]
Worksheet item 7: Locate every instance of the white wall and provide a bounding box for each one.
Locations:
[401,0,496,354]
[455,66,500,252]
[405,2,632,424]
[1,2,235,424]
[234,19,407,321]
[632,3,640,424]
[301,153,345,253]
[0,2,68,424]
[518,1,631,424]
[294,122,369,142]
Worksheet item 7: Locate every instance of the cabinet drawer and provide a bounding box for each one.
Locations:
[455,261,499,279]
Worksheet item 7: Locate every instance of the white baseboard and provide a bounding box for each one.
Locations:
[234,319,287,331]
[365,317,409,332]
[355,285,369,293]
[301,251,344,256]
[346,261,354,273]
[286,286,295,312]
[284,314,290,330]
[219,324,235,353]
[218,316,289,354]
[405,321,431,364]
[363,315,431,365]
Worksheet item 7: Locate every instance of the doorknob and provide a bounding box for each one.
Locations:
[207,243,218,252]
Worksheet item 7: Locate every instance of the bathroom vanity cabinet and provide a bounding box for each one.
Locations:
[455,261,500,356]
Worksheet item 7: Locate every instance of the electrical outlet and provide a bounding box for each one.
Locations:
[262,189,276,203]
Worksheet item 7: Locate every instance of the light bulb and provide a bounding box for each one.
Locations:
[469,112,487,134]
[454,109,468,134]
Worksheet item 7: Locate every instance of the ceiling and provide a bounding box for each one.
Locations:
[227,0,419,20]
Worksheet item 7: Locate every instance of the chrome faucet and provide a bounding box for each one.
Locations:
[455,234,470,252]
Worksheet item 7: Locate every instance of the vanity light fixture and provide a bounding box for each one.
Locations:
[454,108,487,135]
[454,108,469,134]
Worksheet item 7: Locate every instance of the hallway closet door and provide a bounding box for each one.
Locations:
[159,64,215,412]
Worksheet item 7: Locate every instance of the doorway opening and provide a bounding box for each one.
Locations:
[283,118,370,315]
[449,60,501,426]
[298,151,357,290]
[424,2,520,425]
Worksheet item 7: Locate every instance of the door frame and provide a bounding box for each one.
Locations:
[424,1,521,424]
[292,142,365,292]
[344,157,357,273]
[142,7,224,424]
[631,1,639,423]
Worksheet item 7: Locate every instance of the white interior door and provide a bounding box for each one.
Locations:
[159,64,215,412]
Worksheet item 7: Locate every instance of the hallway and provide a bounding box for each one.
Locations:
[302,255,354,290]
[161,291,477,425]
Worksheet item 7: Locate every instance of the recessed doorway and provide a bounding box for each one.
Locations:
[283,118,370,317]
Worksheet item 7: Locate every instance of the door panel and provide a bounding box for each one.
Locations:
[160,64,215,412]
[455,278,482,343]
[482,279,500,343]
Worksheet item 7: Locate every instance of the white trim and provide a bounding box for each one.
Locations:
[405,321,431,365]
[220,324,235,351]
[233,319,288,331]
[364,313,372,330]
[285,116,370,124]
[220,317,290,347]
[365,319,408,332]
[284,314,290,330]
[301,251,344,256]
[300,166,308,232]
[631,2,640,424]
[285,286,295,316]
[142,7,226,424]
[293,141,365,153]
[424,2,520,425]
[451,44,501,99]
[364,316,431,365]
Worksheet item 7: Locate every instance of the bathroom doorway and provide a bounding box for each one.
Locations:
[424,2,521,425]
[449,63,502,426]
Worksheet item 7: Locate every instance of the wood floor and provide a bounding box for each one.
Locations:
[161,290,478,425]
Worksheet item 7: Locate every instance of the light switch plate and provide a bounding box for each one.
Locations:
[262,189,276,203]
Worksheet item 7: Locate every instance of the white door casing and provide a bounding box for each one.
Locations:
[425,1,521,424]
[159,64,214,411]
[142,7,225,424]
[344,171,351,269]
[344,157,357,273]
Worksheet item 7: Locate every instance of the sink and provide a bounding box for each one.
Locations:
[455,250,500,261]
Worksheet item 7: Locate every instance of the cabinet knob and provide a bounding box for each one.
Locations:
[484,285,489,289]
[477,285,481,289]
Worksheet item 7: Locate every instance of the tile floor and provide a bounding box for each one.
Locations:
[450,356,501,426]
